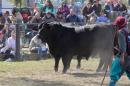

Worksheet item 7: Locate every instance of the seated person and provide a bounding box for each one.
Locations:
[66,9,81,25]
[55,12,65,22]
[42,11,55,23]
[0,30,22,61]
[29,35,48,60]
[96,11,110,23]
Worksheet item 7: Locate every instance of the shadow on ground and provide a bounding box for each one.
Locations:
[70,72,109,78]
[0,77,75,86]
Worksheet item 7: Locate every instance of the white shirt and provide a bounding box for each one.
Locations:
[7,37,16,50]
[0,37,15,54]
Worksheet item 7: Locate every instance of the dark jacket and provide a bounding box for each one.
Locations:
[92,4,102,16]
[82,6,93,17]
[118,4,127,12]
[104,4,113,17]
[66,14,80,23]
[112,4,120,11]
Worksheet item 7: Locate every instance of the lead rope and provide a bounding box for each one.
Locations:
[100,64,109,86]
[100,25,118,86]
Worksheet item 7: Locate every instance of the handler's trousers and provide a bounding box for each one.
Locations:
[109,55,130,86]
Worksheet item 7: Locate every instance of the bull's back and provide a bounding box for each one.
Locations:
[74,24,114,56]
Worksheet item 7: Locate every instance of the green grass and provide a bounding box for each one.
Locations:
[0,58,129,86]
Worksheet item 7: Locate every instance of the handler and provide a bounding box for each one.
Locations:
[109,16,130,86]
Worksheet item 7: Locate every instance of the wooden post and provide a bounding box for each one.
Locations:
[15,23,21,60]
[15,8,22,61]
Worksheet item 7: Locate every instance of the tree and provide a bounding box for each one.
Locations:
[15,0,22,7]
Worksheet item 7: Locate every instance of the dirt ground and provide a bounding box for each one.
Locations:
[0,58,129,86]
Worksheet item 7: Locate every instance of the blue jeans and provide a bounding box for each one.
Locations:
[108,55,130,86]
[31,47,48,59]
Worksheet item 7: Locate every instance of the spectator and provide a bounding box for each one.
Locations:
[118,0,127,16]
[26,12,42,45]
[92,0,102,16]
[42,11,55,23]
[10,7,23,24]
[112,0,120,11]
[29,12,42,23]
[82,2,94,22]
[29,35,48,60]
[104,0,113,18]
[66,9,81,25]
[96,11,110,23]
[20,8,31,23]
[71,1,86,25]
[1,11,12,24]
[57,1,70,18]
[108,16,130,86]
[41,0,56,15]
[55,12,65,22]
[0,30,22,61]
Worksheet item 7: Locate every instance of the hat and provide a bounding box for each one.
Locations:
[113,16,127,29]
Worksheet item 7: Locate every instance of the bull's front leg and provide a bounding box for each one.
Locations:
[54,57,60,72]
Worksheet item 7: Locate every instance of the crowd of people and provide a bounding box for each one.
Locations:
[0,0,129,61]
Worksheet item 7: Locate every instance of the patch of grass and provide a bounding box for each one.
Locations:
[0,58,129,86]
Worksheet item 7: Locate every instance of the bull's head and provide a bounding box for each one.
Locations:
[37,22,51,43]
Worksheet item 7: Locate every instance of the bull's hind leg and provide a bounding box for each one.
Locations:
[96,58,104,72]
[67,56,73,70]
[54,57,60,72]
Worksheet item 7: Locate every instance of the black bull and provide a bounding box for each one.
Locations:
[38,22,117,73]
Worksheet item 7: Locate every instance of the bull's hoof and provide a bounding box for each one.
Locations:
[96,69,100,72]
[54,67,58,72]
[76,65,81,69]
[55,70,58,72]
[62,69,67,74]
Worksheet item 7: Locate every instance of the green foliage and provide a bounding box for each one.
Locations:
[8,0,25,7]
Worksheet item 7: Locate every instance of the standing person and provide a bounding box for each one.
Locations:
[92,0,102,16]
[104,0,113,18]
[108,16,130,86]
[118,0,127,16]
[82,2,94,23]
